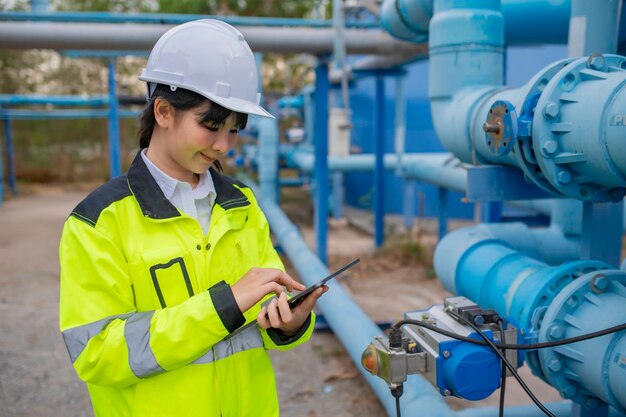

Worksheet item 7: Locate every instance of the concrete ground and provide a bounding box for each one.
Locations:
[0,186,564,417]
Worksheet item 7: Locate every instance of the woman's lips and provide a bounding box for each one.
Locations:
[200,153,214,164]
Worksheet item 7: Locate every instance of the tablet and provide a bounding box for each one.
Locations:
[287,258,360,308]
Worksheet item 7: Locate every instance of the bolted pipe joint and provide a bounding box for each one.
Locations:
[532,54,626,202]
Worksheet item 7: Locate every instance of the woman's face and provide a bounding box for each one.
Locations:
[150,100,240,182]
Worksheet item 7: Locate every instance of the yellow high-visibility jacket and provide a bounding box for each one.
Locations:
[59,153,314,417]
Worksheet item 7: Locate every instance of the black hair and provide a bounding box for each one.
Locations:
[137,84,248,172]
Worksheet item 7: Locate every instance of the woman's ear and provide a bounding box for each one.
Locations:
[154,97,173,128]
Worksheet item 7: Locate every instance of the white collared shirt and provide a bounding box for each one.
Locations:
[141,149,216,235]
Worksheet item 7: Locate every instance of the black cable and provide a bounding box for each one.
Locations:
[395,393,401,417]
[449,311,555,417]
[392,319,626,350]
[497,319,506,417]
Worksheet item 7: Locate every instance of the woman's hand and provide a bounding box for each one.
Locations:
[231,268,305,313]
[256,286,328,336]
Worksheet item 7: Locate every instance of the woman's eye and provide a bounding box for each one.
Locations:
[229,129,240,134]
[205,126,219,132]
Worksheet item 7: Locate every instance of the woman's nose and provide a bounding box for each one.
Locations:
[211,130,230,154]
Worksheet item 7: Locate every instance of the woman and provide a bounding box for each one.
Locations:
[59,19,325,417]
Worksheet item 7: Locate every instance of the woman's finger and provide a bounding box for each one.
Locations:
[277,292,293,323]
[267,298,283,328]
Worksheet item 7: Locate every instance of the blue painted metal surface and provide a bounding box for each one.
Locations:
[278,95,304,109]
[374,76,385,248]
[403,179,417,229]
[466,166,556,202]
[331,172,343,218]
[314,58,330,264]
[380,0,430,43]
[537,270,626,412]
[257,116,279,204]
[434,224,626,411]
[0,11,379,28]
[568,0,622,56]
[380,0,626,46]
[581,202,624,267]
[531,54,626,202]
[0,94,107,106]
[0,109,138,119]
[106,58,121,179]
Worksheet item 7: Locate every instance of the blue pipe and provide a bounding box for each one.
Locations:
[434,228,626,411]
[290,150,464,182]
[314,58,330,264]
[0,94,108,106]
[568,0,622,56]
[258,117,279,204]
[374,76,386,248]
[107,58,121,179]
[0,109,138,119]
[0,11,378,28]
[381,0,626,45]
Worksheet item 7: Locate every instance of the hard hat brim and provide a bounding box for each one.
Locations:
[139,76,275,119]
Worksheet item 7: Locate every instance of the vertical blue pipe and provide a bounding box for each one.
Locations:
[568,0,622,56]
[2,113,16,193]
[374,75,386,248]
[314,57,329,264]
[437,187,449,240]
[581,202,623,267]
[403,179,416,230]
[332,171,343,218]
[258,117,279,204]
[107,58,121,179]
[481,201,503,223]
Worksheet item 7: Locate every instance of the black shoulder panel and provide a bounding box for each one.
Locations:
[70,175,132,227]
[210,169,251,210]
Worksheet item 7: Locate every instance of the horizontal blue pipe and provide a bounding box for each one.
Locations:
[0,109,138,119]
[246,179,455,417]
[458,402,572,417]
[0,94,108,106]
[381,0,626,45]
[0,11,379,28]
[290,150,466,191]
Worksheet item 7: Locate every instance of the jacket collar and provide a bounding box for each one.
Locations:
[127,150,250,220]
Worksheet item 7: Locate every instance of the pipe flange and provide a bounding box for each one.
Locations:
[518,261,607,378]
[537,270,626,412]
[483,100,516,156]
[532,54,626,202]
[510,58,575,195]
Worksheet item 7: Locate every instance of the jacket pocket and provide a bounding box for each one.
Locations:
[130,246,196,310]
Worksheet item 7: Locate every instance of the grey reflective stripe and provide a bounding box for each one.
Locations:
[62,313,134,363]
[192,324,264,365]
[124,311,165,378]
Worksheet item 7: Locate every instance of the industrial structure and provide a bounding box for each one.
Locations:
[1,1,625,417]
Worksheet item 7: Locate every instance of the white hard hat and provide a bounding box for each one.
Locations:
[140,19,273,118]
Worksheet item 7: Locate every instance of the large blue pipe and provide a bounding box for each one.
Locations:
[381,0,626,46]
[434,227,626,412]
